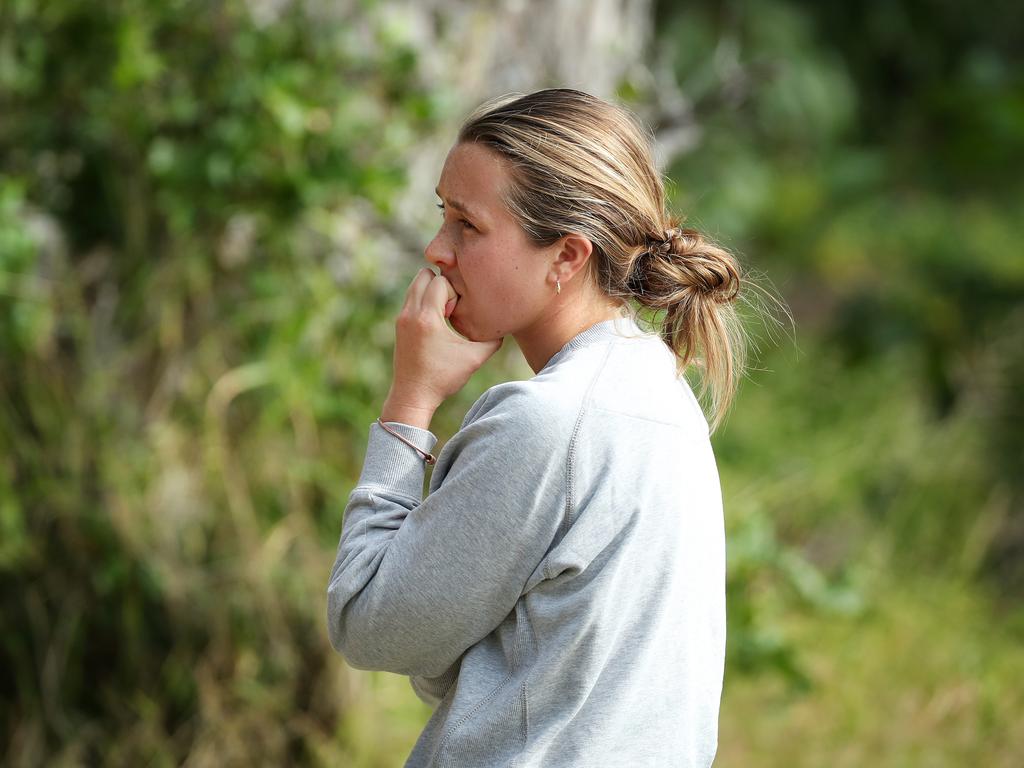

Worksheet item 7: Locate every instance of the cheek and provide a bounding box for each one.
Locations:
[461,237,535,302]
[470,258,517,299]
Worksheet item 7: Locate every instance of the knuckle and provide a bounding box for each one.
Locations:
[397,310,429,331]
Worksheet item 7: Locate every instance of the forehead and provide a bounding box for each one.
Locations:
[436,142,511,222]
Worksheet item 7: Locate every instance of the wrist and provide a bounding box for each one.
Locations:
[381,391,438,430]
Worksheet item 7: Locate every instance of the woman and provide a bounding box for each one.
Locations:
[327,88,754,767]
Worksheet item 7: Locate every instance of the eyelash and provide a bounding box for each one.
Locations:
[436,203,474,230]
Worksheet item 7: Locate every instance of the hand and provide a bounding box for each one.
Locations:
[384,268,504,425]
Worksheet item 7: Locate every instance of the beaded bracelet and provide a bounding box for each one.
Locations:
[376,417,437,465]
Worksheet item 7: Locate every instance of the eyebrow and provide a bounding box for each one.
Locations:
[435,187,485,222]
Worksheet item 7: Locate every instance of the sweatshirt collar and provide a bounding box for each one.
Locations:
[538,310,649,374]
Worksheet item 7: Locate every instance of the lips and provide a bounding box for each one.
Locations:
[443,277,461,298]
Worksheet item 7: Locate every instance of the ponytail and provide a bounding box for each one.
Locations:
[626,221,746,434]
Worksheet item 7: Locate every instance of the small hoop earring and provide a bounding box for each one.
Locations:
[556,279,561,295]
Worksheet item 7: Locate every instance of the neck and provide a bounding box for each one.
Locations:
[515,292,626,375]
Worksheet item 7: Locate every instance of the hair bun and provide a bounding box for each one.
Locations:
[631,226,740,304]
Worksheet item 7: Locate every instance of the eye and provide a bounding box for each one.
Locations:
[436,203,475,230]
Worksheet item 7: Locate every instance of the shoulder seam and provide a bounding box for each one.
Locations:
[590,405,685,428]
[562,340,617,541]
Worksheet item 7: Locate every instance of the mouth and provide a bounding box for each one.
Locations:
[449,280,462,297]
[444,291,460,318]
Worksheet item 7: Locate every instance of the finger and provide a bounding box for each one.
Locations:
[402,267,436,312]
[468,334,504,365]
[420,272,456,316]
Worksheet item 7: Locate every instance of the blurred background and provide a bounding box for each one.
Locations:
[2,0,1022,765]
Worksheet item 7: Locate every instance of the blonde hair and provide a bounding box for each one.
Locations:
[458,88,781,434]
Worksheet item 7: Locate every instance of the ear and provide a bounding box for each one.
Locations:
[551,232,594,284]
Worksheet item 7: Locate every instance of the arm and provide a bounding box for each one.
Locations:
[325,384,567,679]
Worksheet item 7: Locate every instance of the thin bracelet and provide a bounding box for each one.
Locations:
[376,417,437,465]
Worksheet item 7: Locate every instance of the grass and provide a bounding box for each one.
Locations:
[716,571,1024,766]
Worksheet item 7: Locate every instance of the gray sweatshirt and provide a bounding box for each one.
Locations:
[327,312,726,767]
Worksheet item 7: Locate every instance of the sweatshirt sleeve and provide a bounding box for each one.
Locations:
[325,383,568,679]
[409,661,461,707]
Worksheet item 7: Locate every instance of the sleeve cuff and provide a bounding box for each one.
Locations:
[356,421,440,499]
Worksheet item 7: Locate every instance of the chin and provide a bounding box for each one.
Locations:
[452,314,498,343]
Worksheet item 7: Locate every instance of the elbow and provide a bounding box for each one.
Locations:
[326,585,375,670]
[325,584,418,673]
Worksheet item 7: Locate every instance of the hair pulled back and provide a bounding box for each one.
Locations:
[457,88,753,434]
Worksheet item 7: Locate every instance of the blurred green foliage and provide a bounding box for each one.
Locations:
[0,0,459,763]
[652,3,1024,760]
[1,0,1022,764]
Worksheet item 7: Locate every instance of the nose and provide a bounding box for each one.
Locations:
[424,231,456,270]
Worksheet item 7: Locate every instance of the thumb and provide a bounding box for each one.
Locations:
[466,333,503,363]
